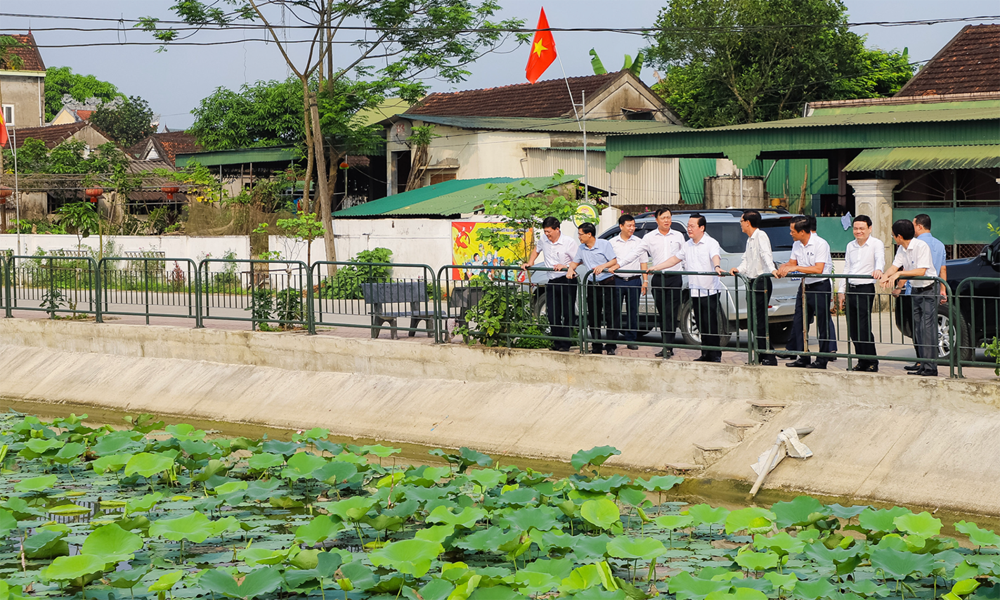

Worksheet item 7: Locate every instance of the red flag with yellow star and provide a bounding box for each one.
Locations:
[525,8,556,84]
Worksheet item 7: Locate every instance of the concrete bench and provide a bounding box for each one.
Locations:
[362,281,438,340]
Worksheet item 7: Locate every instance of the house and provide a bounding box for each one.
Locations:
[128,131,203,166]
[0,33,46,129]
[603,24,1000,261]
[384,71,686,207]
[50,107,96,126]
[2,121,114,151]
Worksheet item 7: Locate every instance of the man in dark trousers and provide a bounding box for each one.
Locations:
[729,210,777,365]
[523,217,576,351]
[567,222,619,355]
[641,208,686,358]
[838,215,885,372]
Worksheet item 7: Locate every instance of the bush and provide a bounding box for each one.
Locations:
[319,247,393,300]
[454,279,551,348]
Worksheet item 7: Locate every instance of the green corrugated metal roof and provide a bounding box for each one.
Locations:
[606,106,1000,171]
[333,178,508,217]
[384,174,581,217]
[403,114,687,135]
[844,145,1000,171]
[811,99,1000,116]
[175,146,298,168]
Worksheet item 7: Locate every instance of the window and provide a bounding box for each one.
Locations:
[2,105,13,126]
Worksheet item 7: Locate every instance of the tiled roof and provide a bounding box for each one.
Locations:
[128,132,203,165]
[2,122,93,149]
[405,72,621,118]
[75,110,94,121]
[896,24,1000,97]
[2,33,46,71]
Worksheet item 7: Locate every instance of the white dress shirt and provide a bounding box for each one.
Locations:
[536,233,575,280]
[677,234,723,297]
[790,233,833,285]
[640,228,685,273]
[735,229,775,279]
[892,238,937,289]
[844,236,886,287]
[610,234,644,279]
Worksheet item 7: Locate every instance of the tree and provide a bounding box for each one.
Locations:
[644,0,915,128]
[43,67,123,122]
[90,95,157,147]
[189,78,305,151]
[141,0,526,271]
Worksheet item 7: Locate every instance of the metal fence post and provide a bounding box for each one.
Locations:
[94,258,103,324]
[744,275,757,365]
[306,261,316,335]
[578,271,590,355]
[2,256,9,319]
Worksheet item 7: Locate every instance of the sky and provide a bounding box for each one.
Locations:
[2,0,998,131]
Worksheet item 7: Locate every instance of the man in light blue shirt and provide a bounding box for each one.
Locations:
[904,214,948,371]
[567,222,619,355]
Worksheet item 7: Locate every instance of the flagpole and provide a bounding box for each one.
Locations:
[12,126,19,255]
[556,55,588,202]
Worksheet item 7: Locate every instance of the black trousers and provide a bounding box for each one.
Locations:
[750,277,774,362]
[614,277,642,342]
[651,273,683,344]
[787,280,837,362]
[546,275,575,350]
[693,293,722,360]
[845,283,878,366]
[586,277,618,352]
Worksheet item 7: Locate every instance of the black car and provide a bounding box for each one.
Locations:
[895,236,1000,360]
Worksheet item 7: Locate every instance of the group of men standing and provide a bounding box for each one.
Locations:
[524,210,946,376]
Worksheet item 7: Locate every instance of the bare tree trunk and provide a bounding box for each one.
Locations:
[309,89,337,275]
[300,79,315,214]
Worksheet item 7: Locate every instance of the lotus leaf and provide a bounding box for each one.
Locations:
[570,446,621,472]
[284,552,344,588]
[792,578,836,600]
[239,547,289,566]
[313,439,344,455]
[81,523,143,562]
[858,507,910,533]
[282,452,328,480]
[893,511,942,537]
[415,524,456,543]
[763,572,797,592]
[247,452,284,470]
[725,507,776,534]
[24,528,68,559]
[870,547,935,579]
[295,515,344,546]
[734,550,778,572]
[22,438,64,455]
[325,496,377,522]
[180,439,219,459]
[582,498,621,530]
[47,503,91,516]
[52,442,85,464]
[499,506,563,532]
[214,481,248,496]
[91,453,133,474]
[955,521,1000,548]
[606,536,667,560]
[244,479,282,501]
[454,527,520,553]
[41,554,106,583]
[0,510,16,535]
[428,505,487,528]
[616,488,647,508]
[406,578,454,600]
[496,486,539,507]
[106,567,150,590]
[656,515,694,530]
[753,532,804,556]
[686,504,730,528]
[705,588,767,600]
[571,589,628,600]
[559,562,618,594]
[370,539,444,578]
[828,504,869,520]
[771,496,830,528]
[124,452,174,478]
[470,469,505,490]
[635,475,683,492]
[841,578,889,596]
[14,474,57,493]
[200,566,283,598]
[667,572,731,600]
[150,512,240,543]
[377,472,406,488]
[312,461,358,484]
[575,475,633,493]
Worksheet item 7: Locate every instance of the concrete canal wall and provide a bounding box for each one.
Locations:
[0,319,998,515]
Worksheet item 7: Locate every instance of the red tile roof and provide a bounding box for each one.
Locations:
[405,72,621,118]
[75,110,94,121]
[2,33,46,72]
[896,24,1000,97]
[2,122,95,149]
[127,132,203,165]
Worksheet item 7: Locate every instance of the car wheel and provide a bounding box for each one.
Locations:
[936,305,975,362]
[532,291,547,320]
[678,300,733,347]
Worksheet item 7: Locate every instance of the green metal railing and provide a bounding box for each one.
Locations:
[0,255,994,379]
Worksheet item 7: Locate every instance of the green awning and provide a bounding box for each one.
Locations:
[844,145,1000,171]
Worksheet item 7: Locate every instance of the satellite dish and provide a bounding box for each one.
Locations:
[389,120,413,145]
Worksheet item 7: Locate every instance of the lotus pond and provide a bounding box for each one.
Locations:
[0,412,997,600]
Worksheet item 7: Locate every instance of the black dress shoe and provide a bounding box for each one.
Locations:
[654,350,673,358]
[694,355,721,363]
[851,364,876,372]
[786,358,811,368]
[760,358,778,366]
[605,348,617,356]
[551,346,569,352]
[904,363,922,371]
[910,369,938,377]
[627,344,639,350]
[777,353,796,359]
[805,361,828,370]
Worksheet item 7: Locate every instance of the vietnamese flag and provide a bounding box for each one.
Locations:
[525,8,556,84]
[0,112,8,148]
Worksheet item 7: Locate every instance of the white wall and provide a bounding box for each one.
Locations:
[0,234,251,266]
[526,148,680,207]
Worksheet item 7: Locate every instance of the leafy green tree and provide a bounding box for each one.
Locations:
[58,202,99,250]
[644,0,915,128]
[43,67,123,122]
[141,0,526,269]
[189,78,305,150]
[90,95,157,147]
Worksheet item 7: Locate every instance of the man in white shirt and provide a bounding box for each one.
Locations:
[838,215,885,372]
[567,222,620,355]
[608,214,646,350]
[729,210,777,365]
[879,219,939,377]
[775,216,837,369]
[523,217,576,352]
[641,208,686,359]
[653,214,725,363]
